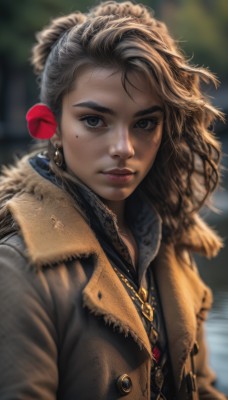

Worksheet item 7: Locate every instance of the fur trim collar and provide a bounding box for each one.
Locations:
[0,155,223,263]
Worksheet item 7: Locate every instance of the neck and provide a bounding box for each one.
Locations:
[103,200,126,230]
[103,198,138,267]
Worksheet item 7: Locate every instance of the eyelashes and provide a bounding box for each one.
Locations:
[79,114,161,132]
[80,115,104,128]
[135,118,160,131]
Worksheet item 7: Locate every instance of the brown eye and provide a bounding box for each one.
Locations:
[136,119,149,129]
[135,118,159,130]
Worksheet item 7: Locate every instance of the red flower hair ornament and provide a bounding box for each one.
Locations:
[26,103,57,140]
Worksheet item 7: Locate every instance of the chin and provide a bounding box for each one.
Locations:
[99,189,134,202]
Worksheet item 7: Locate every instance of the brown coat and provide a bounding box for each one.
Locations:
[0,158,226,399]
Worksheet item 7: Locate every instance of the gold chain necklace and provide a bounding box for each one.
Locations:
[113,266,154,322]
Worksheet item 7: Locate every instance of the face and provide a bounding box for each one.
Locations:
[58,66,164,207]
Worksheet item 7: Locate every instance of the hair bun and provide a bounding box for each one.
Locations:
[88,1,153,23]
[32,12,86,74]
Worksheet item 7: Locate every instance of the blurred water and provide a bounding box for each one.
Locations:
[206,290,228,393]
[201,134,228,394]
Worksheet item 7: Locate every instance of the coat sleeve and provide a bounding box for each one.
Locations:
[0,242,58,400]
[195,323,227,399]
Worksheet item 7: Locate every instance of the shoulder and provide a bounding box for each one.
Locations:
[0,232,52,311]
[0,156,103,269]
[0,232,27,254]
[0,229,96,328]
[0,233,30,276]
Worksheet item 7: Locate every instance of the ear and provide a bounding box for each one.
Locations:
[51,132,62,148]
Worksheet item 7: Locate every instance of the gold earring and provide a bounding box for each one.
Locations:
[53,145,63,167]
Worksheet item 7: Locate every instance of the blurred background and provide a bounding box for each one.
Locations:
[0,0,227,393]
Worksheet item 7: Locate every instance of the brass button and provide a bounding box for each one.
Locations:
[116,374,132,395]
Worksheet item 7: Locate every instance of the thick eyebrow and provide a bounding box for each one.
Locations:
[134,105,164,117]
[73,101,115,115]
[73,101,164,117]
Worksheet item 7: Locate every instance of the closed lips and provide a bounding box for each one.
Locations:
[103,169,135,175]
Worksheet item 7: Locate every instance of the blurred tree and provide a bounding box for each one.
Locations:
[0,0,167,67]
[0,0,227,74]
[0,0,93,135]
[162,0,228,81]
[0,0,94,66]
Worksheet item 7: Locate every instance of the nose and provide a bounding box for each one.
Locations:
[109,126,135,159]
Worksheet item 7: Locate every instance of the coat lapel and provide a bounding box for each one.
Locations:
[7,174,151,358]
[154,243,213,389]
[82,249,152,357]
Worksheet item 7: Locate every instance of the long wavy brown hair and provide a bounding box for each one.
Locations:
[31,1,224,242]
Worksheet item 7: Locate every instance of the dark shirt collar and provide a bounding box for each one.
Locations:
[30,154,162,286]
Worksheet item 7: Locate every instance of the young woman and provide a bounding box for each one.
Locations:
[0,1,226,399]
